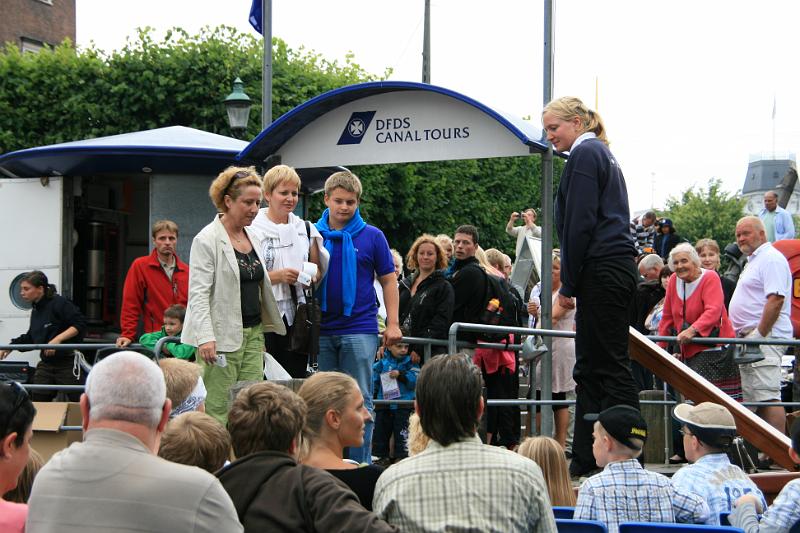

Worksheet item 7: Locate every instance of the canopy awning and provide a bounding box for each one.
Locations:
[237,81,549,169]
[0,126,248,178]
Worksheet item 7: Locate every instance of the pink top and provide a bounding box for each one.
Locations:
[0,499,27,533]
[658,270,735,359]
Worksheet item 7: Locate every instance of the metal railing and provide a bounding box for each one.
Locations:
[3,329,798,443]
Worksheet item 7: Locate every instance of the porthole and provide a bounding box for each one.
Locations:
[9,273,32,310]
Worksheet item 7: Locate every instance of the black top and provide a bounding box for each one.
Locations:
[11,293,86,361]
[449,258,487,342]
[654,233,683,261]
[399,270,454,355]
[326,464,384,511]
[555,137,637,297]
[235,249,264,328]
[630,278,666,335]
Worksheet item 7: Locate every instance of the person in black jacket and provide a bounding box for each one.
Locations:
[0,271,87,401]
[448,225,487,346]
[398,234,454,363]
[544,96,640,477]
[654,218,683,261]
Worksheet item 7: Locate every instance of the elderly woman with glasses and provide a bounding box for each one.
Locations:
[182,167,285,425]
[658,243,741,401]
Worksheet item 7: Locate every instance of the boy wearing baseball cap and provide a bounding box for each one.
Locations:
[574,405,712,533]
[671,402,766,522]
[731,418,800,532]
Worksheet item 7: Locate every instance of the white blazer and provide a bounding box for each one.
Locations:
[182,215,286,352]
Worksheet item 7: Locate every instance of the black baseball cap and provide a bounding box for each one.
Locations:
[585,405,648,451]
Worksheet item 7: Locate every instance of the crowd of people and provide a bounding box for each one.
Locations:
[1,94,799,532]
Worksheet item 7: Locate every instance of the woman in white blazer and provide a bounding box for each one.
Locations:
[182,166,285,425]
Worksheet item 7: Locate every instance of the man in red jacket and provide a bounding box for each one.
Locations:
[116,220,189,348]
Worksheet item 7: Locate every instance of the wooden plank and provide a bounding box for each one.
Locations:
[627,328,797,471]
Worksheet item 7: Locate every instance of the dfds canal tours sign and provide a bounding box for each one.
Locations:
[237,81,549,169]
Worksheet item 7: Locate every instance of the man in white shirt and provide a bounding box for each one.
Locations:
[506,208,542,258]
[728,216,792,436]
[758,191,795,242]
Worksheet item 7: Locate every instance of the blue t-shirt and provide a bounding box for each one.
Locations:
[321,224,395,335]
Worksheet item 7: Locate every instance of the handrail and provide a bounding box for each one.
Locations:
[152,336,181,362]
[628,327,797,471]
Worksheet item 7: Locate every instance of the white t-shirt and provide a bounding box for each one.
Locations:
[728,242,793,338]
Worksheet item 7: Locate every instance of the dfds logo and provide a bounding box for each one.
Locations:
[337,111,376,145]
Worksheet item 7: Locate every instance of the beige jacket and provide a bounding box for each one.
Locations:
[182,215,285,352]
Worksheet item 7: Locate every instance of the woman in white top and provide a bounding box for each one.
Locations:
[251,165,328,377]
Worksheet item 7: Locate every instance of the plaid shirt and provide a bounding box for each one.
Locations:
[575,459,712,533]
[730,478,800,533]
[671,453,766,522]
[373,436,557,533]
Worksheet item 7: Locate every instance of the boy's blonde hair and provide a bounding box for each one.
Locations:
[324,171,362,200]
[158,358,201,408]
[158,411,231,473]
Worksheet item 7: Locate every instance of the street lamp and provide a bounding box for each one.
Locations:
[223,77,252,138]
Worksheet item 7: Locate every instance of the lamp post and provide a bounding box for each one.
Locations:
[223,77,252,139]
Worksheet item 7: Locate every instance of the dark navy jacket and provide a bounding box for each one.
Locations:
[555,137,637,297]
[11,294,87,361]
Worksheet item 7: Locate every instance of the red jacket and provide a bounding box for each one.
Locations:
[119,249,189,340]
[658,270,735,359]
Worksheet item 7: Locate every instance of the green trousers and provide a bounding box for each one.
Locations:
[199,325,264,425]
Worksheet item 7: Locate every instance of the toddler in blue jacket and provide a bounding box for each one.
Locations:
[372,341,420,464]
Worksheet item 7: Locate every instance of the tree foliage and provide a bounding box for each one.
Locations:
[307,157,562,255]
[661,179,745,249]
[0,26,556,257]
[0,26,377,152]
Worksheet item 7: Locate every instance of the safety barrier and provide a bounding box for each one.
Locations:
[3,330,799,454]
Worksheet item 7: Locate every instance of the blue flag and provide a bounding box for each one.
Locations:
[249,0,263,34]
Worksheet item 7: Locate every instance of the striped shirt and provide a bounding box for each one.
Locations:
[671,453,766,523]
[575,459,712,533]
[730,478,800,533]
[373,436,556,533]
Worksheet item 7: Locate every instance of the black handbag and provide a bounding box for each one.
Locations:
[289,222,321,357]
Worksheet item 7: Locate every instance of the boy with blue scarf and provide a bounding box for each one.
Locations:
[315,171,402,465]
[372,340,420,464]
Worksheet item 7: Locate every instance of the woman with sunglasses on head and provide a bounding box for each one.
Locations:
[181,167,285,426]
[0,271,86,402]
[0,381,36,532]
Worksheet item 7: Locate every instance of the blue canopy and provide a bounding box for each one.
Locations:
[0,126,247,178]
[237,81,549,168]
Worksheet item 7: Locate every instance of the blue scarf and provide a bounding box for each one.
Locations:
[315,208,367,316]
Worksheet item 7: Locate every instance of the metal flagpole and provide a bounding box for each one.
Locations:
[422,0,431,83]
[539,0,555,438]
[262,0,273,129]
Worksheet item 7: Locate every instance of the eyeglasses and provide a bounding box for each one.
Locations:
[223,170,252,198]
[678,428,693,437]
[1,380,29,438]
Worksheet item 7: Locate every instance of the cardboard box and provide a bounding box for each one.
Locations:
[31,402,83,461]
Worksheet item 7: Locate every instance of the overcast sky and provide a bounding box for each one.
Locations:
[76,0,800,212]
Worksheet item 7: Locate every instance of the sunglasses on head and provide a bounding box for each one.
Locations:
[1,380,29,439]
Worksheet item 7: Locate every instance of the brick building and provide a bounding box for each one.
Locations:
[0,0,76,52]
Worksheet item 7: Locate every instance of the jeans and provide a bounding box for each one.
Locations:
[318,333,379,464]
[570,257,641,475]
[373,408,412,459]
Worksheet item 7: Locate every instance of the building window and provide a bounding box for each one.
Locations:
[20,37,44,54]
